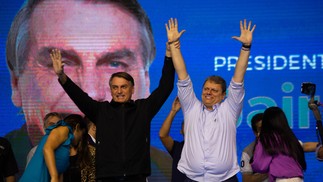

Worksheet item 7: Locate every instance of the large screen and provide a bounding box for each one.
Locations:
[1,0,323,181]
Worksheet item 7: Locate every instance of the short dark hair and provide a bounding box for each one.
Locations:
[251,113,263,133]
[109,72,135,86]
[202,76,226,93]
[6,0,155,77]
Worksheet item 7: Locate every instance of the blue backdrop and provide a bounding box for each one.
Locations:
[1,0,323,181]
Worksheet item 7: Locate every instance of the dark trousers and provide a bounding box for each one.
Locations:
[184,174,238,182]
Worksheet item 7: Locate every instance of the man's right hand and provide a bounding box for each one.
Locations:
[50,49,64,76]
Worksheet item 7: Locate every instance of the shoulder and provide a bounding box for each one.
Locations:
[56,125,70,132]
[243,141,256,156]
[50,126,70,136]
[49,120,72,131]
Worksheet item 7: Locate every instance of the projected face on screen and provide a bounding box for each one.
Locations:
[8,0,154,145]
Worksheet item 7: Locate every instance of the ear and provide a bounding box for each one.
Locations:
[144,71,150,97]
[10,71,22,107]
[221,91,226,100]
[74,123,80,132]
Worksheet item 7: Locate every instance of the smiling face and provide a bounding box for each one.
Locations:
[10,0,150,144]
[201,81,226,110]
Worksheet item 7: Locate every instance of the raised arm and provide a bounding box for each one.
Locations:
[303,142,319,152]
[50,49,100,122]
[43,127,69,182]
[165,18,187,80]
[231,19,256,83]
[159,97,181,152]
[50,49,67,84]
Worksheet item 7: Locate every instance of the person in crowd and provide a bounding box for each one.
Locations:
[20,114,88,182]
[159,97,186,182]
[0,137,19,182]
[63,116,96,182]
[241,113,317,182]
[81,116,96,181]
[26,112,62,167]
[49,14,175,179]
[166,17,255,181]
[240,113,268,182]
[251,107,307,182]
[5,0,172,179]
[84,116,96,147]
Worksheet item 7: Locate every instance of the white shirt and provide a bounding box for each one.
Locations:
[177,76,244,181]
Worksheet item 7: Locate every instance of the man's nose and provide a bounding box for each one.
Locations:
[80,69,106,101]
[117,87,123,94]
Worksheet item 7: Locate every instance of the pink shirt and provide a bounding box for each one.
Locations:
[251,140,304,182]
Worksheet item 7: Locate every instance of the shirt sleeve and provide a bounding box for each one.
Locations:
[240,151,253,173]
[59,76,100,123]
[316,144,323,161]
[225,79,245,122]
[147,56,175,117]
[177,75,199,113]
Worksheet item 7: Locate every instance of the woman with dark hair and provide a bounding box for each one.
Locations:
[63,115,94,182]
[251,107,306,182]
[20,114,87,182]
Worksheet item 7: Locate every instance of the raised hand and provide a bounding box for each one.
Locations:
[50,49,64,76]
[171,97,181,112]
[232,19,256,45]
[165,18,186,44]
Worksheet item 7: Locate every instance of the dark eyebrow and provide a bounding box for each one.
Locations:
[38,47,81,64]
[97,48,136,66]
[111,84,129,87]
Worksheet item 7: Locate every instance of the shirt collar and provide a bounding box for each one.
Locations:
[203,102,220,111]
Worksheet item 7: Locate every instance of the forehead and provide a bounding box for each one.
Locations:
[46,115,60,122]
[30,0,142,53]
[203,81,222,89]
[110,77,132,85]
